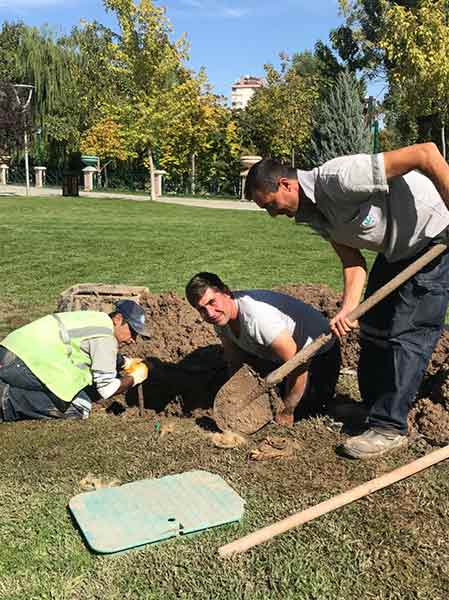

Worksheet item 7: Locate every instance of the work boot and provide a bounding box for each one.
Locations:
[342,427,408,459]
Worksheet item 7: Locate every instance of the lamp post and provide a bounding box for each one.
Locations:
[12,84,34,196]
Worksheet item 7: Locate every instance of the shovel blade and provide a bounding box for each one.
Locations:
[213,365,279,435]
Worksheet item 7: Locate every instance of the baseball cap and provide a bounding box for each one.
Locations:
[115,300,150,337]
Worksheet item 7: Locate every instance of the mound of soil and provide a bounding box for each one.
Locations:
[409,399,449,446]
[57,284,449,443]
[275,283,360,370]
[130,291,226,416]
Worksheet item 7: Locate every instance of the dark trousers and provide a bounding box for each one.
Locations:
[294,341,341,419]
[0,347,82,421]
[359,245,449,434]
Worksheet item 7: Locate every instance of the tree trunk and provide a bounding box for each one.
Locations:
[191,153,196,195]
[24,129,30,196]
[148,149,156,200]
[441,123,446,160]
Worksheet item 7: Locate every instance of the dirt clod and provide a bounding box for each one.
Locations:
[209,431,247,449]
[79,473,121,491]
[249,436,295,461]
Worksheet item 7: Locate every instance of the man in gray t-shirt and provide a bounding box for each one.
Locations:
[186,272,341,426]
[244,143,449,458]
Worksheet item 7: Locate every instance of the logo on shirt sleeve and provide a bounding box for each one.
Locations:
[362,214,375,227]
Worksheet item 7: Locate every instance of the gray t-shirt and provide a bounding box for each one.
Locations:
[214,290,333,365]
[296,153,449,262]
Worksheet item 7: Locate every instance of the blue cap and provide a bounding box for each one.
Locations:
[115,300,150,337]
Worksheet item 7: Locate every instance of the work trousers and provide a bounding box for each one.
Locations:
[359,243,449,434]
[294,340,341,419]
[0,347,83,421]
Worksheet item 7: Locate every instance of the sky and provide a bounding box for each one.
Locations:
[0,0,385,100]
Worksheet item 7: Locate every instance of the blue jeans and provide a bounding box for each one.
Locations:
[0,347,83,421]
[359,242,449,434]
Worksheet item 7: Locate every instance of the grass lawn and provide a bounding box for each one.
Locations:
[0,195,448,600]
[0,195,346,337]
[95,189,240,201]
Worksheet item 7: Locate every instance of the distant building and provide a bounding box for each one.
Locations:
[231,76,263,110]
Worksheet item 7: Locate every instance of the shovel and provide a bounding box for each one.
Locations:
[213,243,448,434]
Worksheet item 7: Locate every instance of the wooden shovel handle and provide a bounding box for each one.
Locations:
[218,442,449,557]
[266,243,447,386]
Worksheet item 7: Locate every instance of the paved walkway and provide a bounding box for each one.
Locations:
[0,184,261,211]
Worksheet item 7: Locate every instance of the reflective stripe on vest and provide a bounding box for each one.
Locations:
[51,315,113,370]
[1,311,115,403]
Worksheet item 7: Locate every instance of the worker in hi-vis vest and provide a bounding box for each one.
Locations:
[0,300,150,422]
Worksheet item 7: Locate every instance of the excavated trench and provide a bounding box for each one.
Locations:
[60,285,449,444]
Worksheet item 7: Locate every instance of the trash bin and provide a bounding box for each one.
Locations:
[62,152,83,197]
[62,173,79,197]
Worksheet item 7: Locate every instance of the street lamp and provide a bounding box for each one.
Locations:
[12,84,34,196]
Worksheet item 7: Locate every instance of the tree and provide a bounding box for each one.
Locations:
[80,117,135,186]
[239,55,319,165]
[16,26,82,153]
[0,22,26,83]
[94,0,191,197]
[333,1,419,76]
[378,0,449,156]
[310,70,371,163]
[0,82,32,158]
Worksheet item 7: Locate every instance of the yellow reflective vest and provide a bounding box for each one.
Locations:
[2,311,114,403]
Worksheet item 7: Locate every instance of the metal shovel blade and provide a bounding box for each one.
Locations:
[213,365,280,434]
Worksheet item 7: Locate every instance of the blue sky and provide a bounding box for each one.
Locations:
[0,0,383,100]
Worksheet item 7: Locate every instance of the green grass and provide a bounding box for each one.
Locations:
[1,195,448,600]
[0,195,345,335]
[94,189,240,200]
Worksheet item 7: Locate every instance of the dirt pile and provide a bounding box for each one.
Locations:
[409,399,449,445]
[131,291,226,415]
[276,284,360,370]
[58,284,449,443]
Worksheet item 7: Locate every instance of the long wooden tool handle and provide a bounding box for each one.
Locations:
[266,242,447,386]
[218,443,449,557]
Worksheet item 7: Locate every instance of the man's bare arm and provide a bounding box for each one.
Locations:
[270,330,308,426]
[114,374,135,395]
[383,142,449,207]
[329,241,367,338]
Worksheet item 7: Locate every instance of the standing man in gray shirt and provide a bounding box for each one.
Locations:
[186,272,341,426]
[244,143,449,458]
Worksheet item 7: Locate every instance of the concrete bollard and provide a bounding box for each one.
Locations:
[34,166,47,188]
[82,166,97,192]
[153,170,167,197]
[0,164,9,185]
[239,156,261,200]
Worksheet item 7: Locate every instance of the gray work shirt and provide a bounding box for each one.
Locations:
[296,153,449,262]
[80,336,120,400]
[214,290,333,365]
